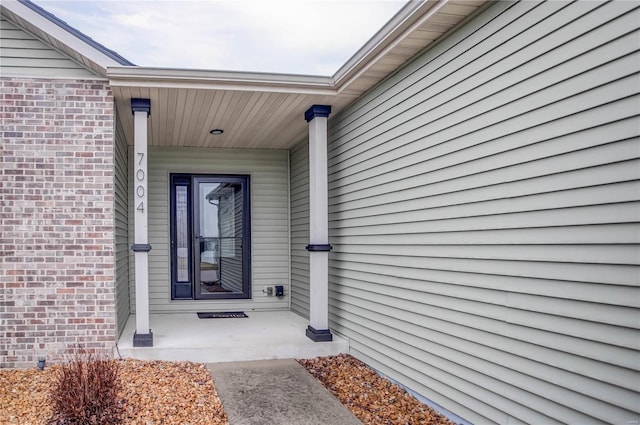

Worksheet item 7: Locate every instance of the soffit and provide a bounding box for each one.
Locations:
[113,85,355,150]
[334,0,485,96]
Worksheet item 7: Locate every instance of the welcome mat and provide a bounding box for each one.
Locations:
[197,311,248,319]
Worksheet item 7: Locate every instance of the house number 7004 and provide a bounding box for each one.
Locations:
[136,152,145,213]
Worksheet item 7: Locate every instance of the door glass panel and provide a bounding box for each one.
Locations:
[198,182,221,292]
[196,180,247,298]
[175,185,189,282]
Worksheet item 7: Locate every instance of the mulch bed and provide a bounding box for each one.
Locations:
[0,359,227,425]
[299,354,455,425]
[1,354,454,424]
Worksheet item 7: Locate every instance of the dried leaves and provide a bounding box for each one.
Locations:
[3,354,453,425]
[119,360,227,425]
[0,360,228,425]
[1,367,53,424]
[298,354,456,425]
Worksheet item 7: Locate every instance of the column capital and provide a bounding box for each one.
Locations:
[304,104,331,122]
[131,98,151,117]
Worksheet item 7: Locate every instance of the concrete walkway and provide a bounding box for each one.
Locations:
[208,359,362,425]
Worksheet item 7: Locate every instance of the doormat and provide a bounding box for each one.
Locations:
[197,311,248,319]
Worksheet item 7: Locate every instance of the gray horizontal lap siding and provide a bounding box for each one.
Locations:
[128,147,290,313]
[290,140,310,319]
[114,117,130,336]
[0,17,97,78]
[326,1,640,424]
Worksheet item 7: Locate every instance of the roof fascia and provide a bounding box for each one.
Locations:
[107,0,493,100]
[107,0,450,97]
[1,0,133,77]
[332,0,448,92]
[108,66,339,96]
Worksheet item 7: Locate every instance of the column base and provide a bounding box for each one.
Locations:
[133,330,153,347]
[306,326,333,342]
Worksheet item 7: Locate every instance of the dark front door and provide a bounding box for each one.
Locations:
[170,174,251,300]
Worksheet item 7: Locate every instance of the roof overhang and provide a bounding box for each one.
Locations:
[0,0,133,77]
[108,0,487,150]
[2,0,488,149]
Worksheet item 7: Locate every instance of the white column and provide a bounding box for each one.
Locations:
[131,98,153,347]
[304,105,333,342]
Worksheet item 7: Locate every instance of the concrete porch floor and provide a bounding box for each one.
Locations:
[116,311,349,363]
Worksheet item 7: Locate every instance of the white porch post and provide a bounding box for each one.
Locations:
[131,98,153,347]
[304,105,333,342]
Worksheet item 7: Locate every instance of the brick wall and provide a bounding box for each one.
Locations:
[0,78,116,368]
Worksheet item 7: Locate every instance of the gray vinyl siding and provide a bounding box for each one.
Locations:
[0,16,97,79]
[326,1,640,424]
[129,147,290,313]
[290,140,310,319]
[114,117,130,336]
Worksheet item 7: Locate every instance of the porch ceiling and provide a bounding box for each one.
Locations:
[111,84,354,150]
[108,0,487,150]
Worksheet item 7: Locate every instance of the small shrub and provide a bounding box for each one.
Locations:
[48,345,123,425]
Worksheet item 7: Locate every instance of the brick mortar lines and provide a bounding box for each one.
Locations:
[1,77,117,368]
